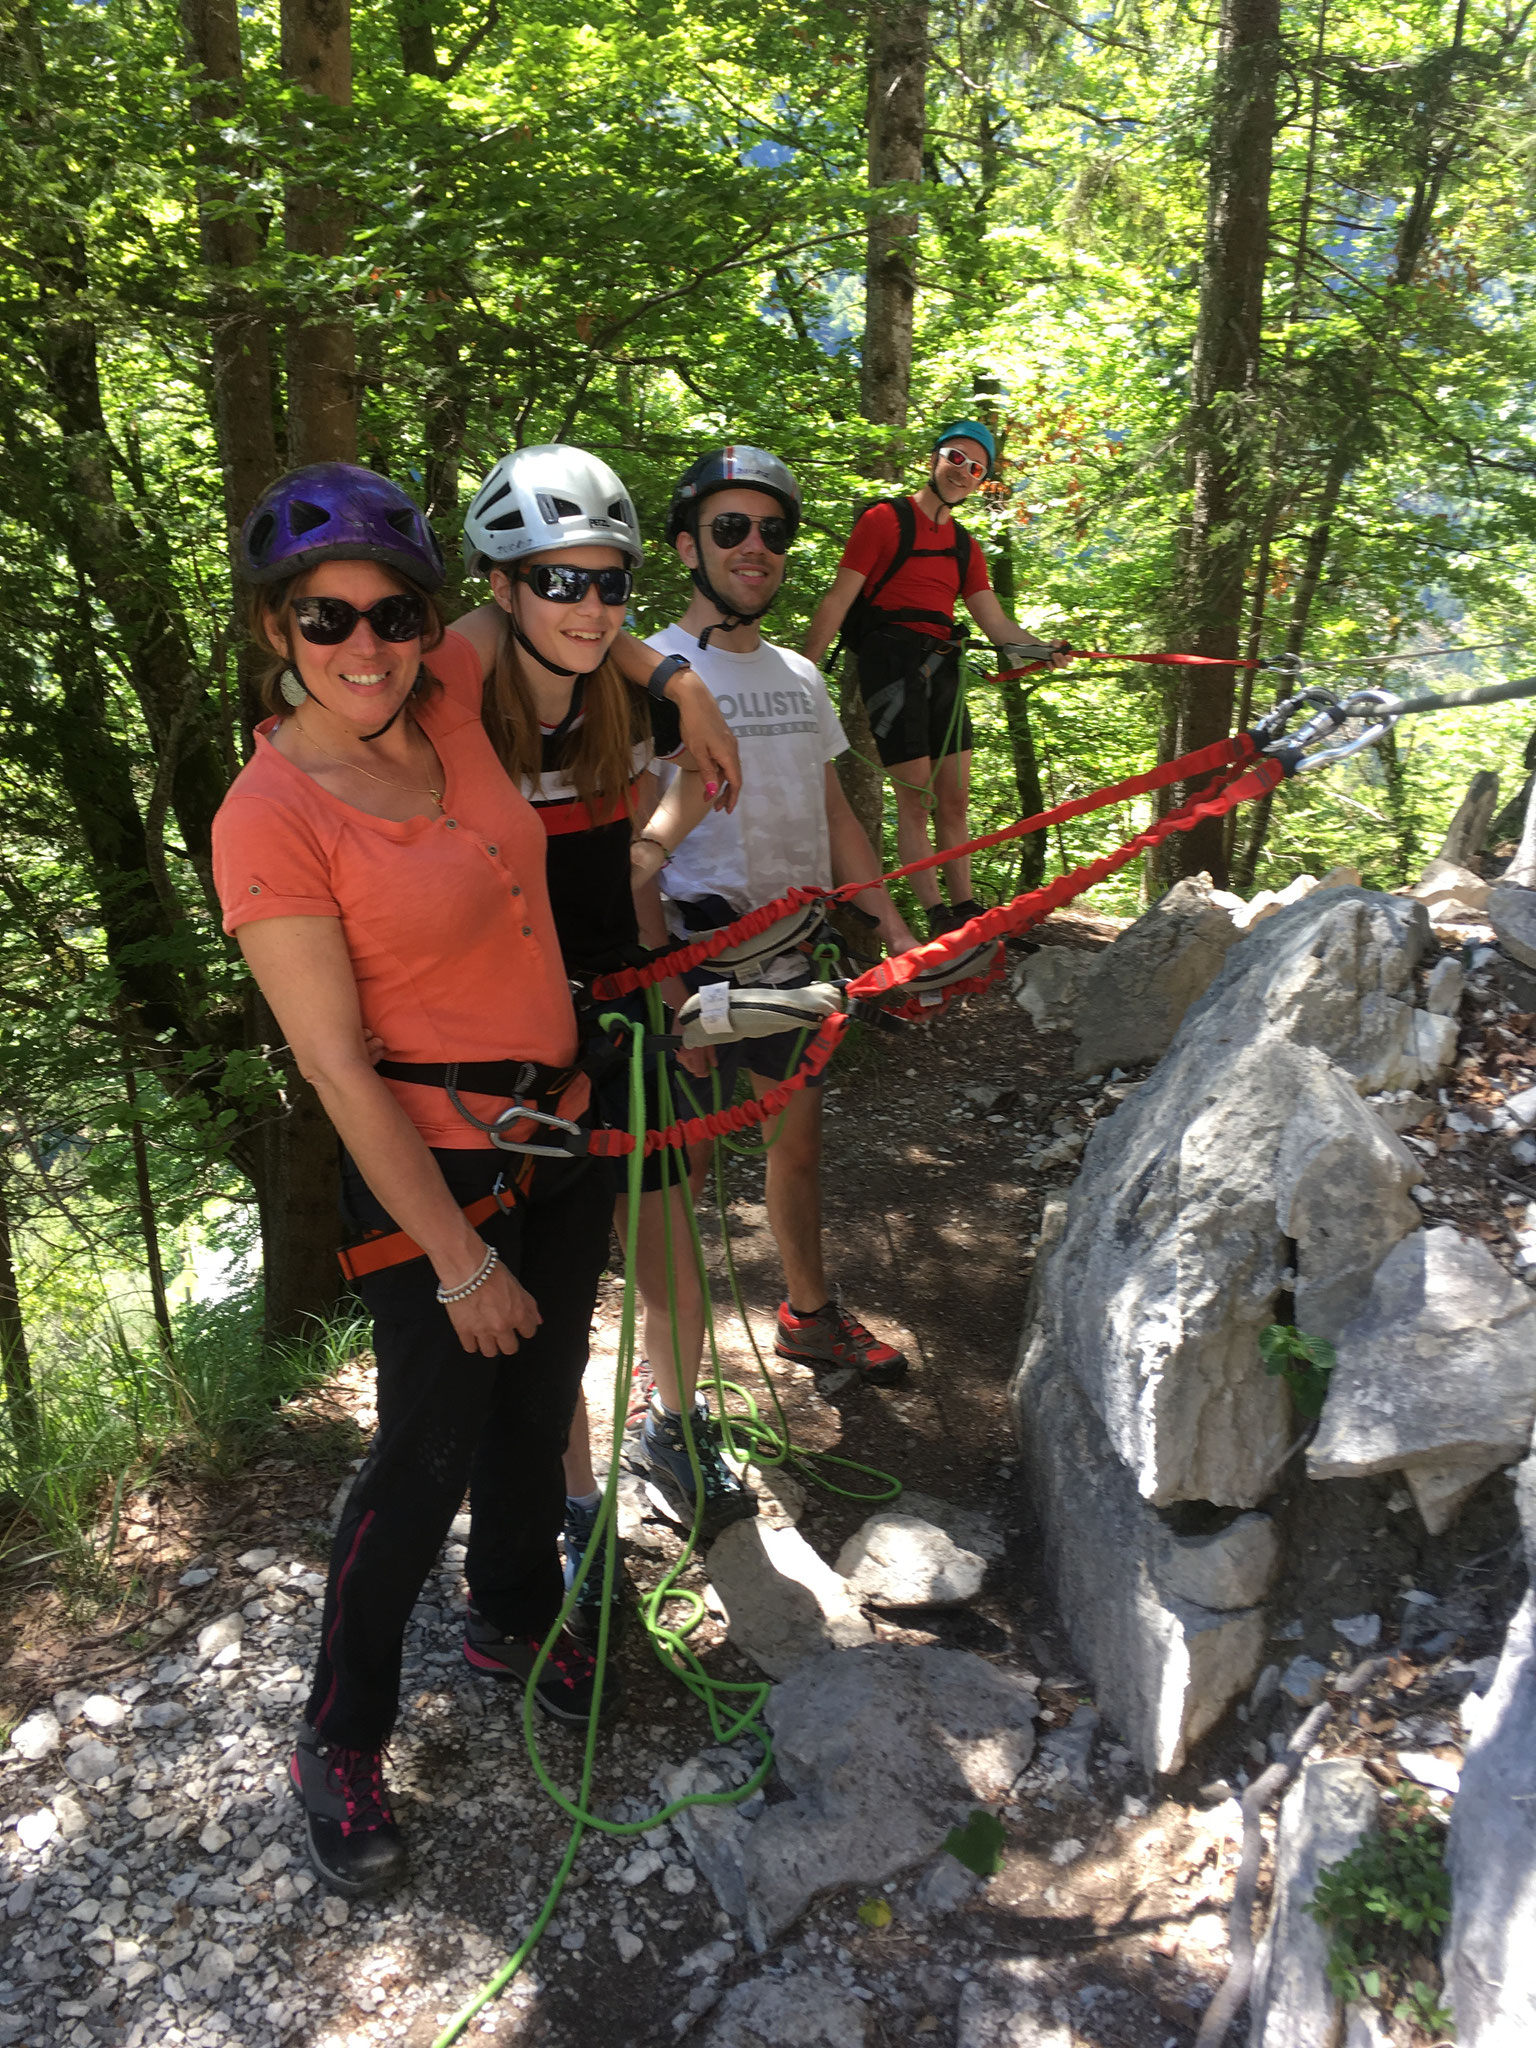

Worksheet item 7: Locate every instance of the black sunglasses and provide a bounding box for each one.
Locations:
[516,563,634,606]
[706,512,789,555]
[291,594,428,645]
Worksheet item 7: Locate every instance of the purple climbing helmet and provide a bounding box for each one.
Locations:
[240,464,446,591]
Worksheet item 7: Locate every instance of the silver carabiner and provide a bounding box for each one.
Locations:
[1288,688,1402,775]
[445,1082,588,1158]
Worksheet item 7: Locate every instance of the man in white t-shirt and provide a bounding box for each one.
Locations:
[642,445,916,1400]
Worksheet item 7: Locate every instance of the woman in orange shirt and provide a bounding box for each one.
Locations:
[212,465,733,1901]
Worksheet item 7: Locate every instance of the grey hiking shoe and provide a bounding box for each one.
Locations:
[626,1397,759,1543]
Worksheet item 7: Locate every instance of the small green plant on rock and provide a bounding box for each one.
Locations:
[1308,1787,1455,2039]
[1259,1323,1337,1418]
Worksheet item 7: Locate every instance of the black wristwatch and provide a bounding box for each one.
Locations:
[647,653,694,702]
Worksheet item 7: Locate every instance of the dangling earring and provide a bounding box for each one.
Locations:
[279,668,307,708]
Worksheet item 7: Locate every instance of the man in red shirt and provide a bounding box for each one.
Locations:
[803,421,1063,935]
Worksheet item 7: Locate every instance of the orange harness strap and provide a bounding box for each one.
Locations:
[336,1160,535,1282]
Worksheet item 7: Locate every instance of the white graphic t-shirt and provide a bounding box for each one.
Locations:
[646,626,848,921]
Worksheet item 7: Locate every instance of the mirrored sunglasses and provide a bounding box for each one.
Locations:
[707,512,789,554]
[291,594,428,645]
[516,564,634,606]
[937,446,987,479]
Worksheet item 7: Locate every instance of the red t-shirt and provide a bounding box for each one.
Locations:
[839,498,992,640]
[212,629,583,1149]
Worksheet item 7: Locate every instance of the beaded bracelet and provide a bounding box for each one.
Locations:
[436,1243,500,1306]
[631,833,671,862]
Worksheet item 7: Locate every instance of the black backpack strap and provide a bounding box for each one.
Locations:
[864,497,917,606]
[950,521,974,587]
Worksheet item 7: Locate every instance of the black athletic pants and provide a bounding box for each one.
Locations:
[305,1145,612,1749]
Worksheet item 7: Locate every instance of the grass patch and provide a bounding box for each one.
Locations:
[0,1289,369,1594]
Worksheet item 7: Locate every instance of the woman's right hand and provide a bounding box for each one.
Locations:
[444,1258,542,1357]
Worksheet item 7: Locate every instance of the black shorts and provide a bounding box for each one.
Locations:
[589,996,691,1196]
[856,629,975,769]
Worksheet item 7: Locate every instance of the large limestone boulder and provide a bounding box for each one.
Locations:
[1031,891,1436,1507]
[1012,1332,1270,1774]
[1249,1759,1380,2047]
[1069,873,1242,1074]
[1444,1590,1536,2043]
[1308,1227,1536,1534]
[741,1645,1038,1947]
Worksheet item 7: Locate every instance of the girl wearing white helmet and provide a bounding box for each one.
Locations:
[451,446,760,1635]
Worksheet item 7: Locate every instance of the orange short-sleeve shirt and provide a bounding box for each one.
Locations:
[212,629,580,1149]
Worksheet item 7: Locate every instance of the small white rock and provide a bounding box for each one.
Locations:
[1396,1750,1460,1796]
[620,1849,665,1886]
[198,1822,233,1854]
[196,1613,243,1660]
[236,1548,279,1573]
[662,1863,697,1895]
[1049,1837,1086,1865]
[319,1893,349,1928]
[10,1710,61,1761]
[81,1693,127,1731]
[614,1928,644,1963]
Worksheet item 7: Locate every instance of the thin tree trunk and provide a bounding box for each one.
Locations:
[1164,0,1281,887]
[123,1053,175,1355]
[0,1177,39,1461]
[252,995,342,1345]
[840,0,930,856]
[282,0,356,464]
[990,535,1047,889]
[178,0,281,744]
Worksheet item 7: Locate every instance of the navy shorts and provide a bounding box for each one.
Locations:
[856,630,974,769]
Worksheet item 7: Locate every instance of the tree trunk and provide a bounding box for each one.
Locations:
[31,227,230,904]
[861,0,926,436]
[123,1052,176,1355]
[0,1176,38,1461]
[1438,771,1500,868]
[990,537,1047,889]
[250,991,343,1344]
[282,0,356,464]
[178,0,281,744]
[1164,0,1281,887]
[840,0,930,856]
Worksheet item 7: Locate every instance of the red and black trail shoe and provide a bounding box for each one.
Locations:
[289,1726,406,1899]
[462,1611,620,1725]
[774,1299,909,1386]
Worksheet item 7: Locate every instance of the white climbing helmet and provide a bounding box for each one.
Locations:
[463,444,643,573]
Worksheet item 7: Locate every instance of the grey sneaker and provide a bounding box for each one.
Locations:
[627,1398,759,1543]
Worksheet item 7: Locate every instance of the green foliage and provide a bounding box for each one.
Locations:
[944,1808,1007,1877]
[1309,1789,1455,2037]
[1259,1323,1337,1419]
